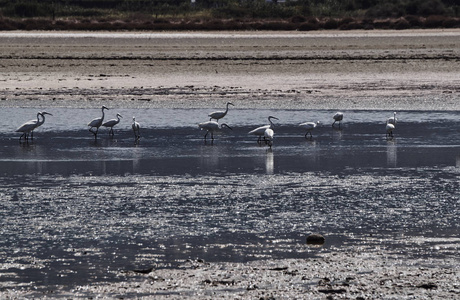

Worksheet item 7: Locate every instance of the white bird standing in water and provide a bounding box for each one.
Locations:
[386,123,395,138]
[102,113,122,136]
[387,112,397,125]
[208,102,234,122]
[198,120,232,142]
[332,112,343,128]
[264,127,275,148]
[132,117,140,142]
[88,105,109,139]
[16,111,53,142]
[249,116,279,144]
[300,121,320,139]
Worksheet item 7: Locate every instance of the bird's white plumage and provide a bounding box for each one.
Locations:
[102,113,122,128]
[199,120,220,132]
[264,128,275,148]
[386,123,395,137]
[88,105,109,128]
[248,124,270,136]
[102,113,122,136]
[16,115,39,134]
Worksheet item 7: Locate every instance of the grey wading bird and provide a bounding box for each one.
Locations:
[208,102,234,122]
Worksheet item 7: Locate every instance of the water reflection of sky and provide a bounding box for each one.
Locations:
[1,109,460,175]
[0,108,459,290]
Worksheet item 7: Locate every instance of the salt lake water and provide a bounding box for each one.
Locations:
[0,107,459,289]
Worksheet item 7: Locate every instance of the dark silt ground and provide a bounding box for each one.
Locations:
[0,30,459,298]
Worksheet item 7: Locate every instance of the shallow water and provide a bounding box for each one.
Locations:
[0,108,459,290]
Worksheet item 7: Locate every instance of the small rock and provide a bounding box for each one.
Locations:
[418,283,437,290]
[306,233,325,245]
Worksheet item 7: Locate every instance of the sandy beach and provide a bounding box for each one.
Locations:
[0,30,459,298]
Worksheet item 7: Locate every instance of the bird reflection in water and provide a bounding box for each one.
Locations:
[265,149,274,174]
[386,140,397,167]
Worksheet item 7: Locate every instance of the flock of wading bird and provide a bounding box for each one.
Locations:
[15,102,398,146]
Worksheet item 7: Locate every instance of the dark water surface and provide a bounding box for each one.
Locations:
[0,108,459,290]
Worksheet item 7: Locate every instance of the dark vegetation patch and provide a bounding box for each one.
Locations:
[0,0,458,31]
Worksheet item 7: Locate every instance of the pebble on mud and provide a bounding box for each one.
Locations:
[306,233,325,245]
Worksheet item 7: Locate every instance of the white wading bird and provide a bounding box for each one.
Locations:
[208,102,234,122]
[386,122,395,138]
[16,111,53,142]
[102,113,122,136]
[198,120,232,142]
[300,121,320,139]
[264,127,275,148]
[88,105,109,139]
[387,112,397,125]
[249,116,279,144]
[332,112,344,128]
[132,117,140,141]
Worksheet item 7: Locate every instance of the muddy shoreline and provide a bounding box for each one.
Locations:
[1,29,459,111]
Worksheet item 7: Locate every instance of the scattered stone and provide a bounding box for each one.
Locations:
[131,267,154,274]
[318,288,347,294]
[306,233,325,245]
[418,283,437,290]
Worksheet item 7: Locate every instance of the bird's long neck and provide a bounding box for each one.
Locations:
[37,114,45,126]
[101,108,105,120]
[269,118,275,129]
[393,112,396,125]
[36,113,40,122]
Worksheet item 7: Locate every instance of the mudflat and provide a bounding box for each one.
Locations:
[0,29,459,110]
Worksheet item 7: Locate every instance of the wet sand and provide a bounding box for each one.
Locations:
[0,29,460,111]
[0,30,459,298]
